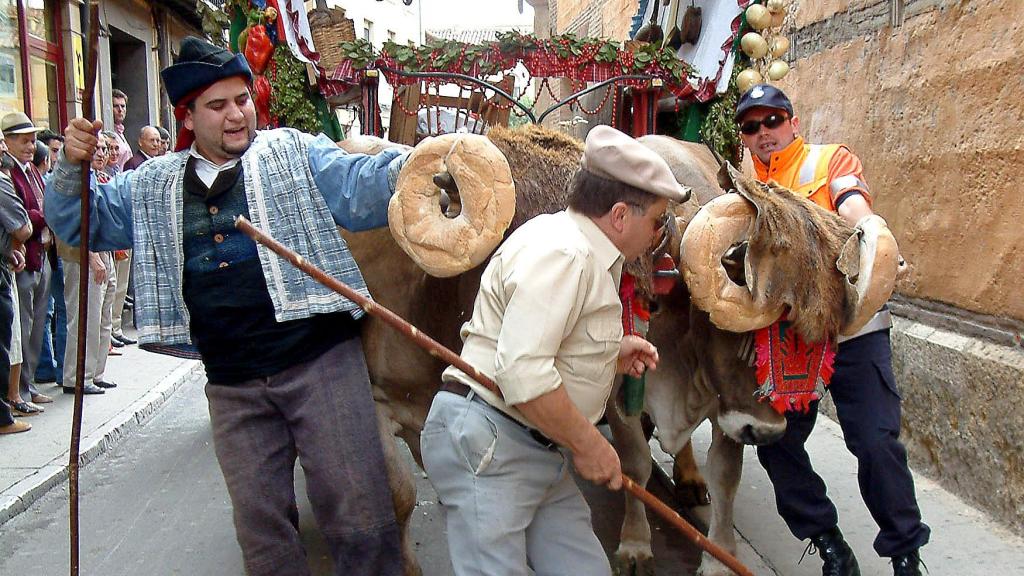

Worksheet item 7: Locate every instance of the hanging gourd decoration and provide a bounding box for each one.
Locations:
[741,32,769,59]
[767,59,790,81]
[737,68,764,93]
[767,0,786,13]
[770,36,790,58]
[745,4,772,31]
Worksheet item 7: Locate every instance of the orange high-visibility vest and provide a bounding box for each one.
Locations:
[752,137,849,212]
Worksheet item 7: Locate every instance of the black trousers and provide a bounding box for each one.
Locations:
[0,269,15,426]
[756,330,931,557]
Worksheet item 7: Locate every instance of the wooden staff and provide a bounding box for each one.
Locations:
[69,3,101,575]
[234,216,755,576]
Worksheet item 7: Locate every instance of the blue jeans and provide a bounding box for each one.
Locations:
[44,258,67,385]
[34,294,57,382]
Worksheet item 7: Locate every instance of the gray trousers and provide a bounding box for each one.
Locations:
[110,251,130,337]
[61,254,114,388]
[17,254,51,399]
[0,270,15,425]
[205,338,402,576]
[421,390,611,576]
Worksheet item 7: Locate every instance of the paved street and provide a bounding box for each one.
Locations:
[0,373,702,575]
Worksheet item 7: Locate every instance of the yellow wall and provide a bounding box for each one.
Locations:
[780,0,1024,321]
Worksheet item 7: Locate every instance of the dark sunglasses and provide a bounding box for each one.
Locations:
[738,113,789,135]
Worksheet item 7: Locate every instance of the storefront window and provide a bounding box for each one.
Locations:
[0,0,25,117]
[29,55,57,129]
[25,0,56,43]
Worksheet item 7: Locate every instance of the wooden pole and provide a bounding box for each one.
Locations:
[69,3,101,575]
[233,216,755,576]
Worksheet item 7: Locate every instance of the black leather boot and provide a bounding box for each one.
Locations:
[806,526,861,576]
[892,549,924,576]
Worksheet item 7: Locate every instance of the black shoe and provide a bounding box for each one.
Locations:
[804,526,861,576]
[8,400,42,416]
[62,383,105,395]
[94,380,118,389]
[892,549,925,576]
[110,338,125,348]
[35,376,57,384]
[113,333,137,345]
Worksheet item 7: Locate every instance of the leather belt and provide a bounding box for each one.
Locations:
[837,308,893,344]
[439,381,559,451]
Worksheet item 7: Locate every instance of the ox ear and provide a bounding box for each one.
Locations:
[725,164,765,212]
[836,230,861,279]
[717,162,737,192]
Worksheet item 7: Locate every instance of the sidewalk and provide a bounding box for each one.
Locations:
[0,329,202,526]
[656,418,1024,575]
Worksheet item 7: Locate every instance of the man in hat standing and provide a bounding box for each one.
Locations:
[734,84,929,576]
[2,112,54,409]
[420,125,684,575]
[46,37,407,576]
[0,130,33,435]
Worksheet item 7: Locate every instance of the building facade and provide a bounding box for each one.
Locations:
[323,0,421,135]
[0,0,201,148]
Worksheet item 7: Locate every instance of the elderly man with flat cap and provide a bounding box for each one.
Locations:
[45,36,407,576]
[421,125,686,576]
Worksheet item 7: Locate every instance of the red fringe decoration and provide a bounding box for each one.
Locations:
[755,318,836,415]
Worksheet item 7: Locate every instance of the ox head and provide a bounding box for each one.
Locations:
[681,164,900,344]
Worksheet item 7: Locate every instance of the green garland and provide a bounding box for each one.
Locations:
[700,62,744,166]
[268,46,321,134]
[336,31,694,86]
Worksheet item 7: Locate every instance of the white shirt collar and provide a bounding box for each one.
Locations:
[188,144,240,188]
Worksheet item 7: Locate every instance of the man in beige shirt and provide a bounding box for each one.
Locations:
[421,126,689,576]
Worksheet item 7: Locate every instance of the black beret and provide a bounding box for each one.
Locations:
[160,36,254,106]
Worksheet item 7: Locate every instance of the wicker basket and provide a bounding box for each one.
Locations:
[308,7,356,72]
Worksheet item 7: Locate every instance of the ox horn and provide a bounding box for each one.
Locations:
[837,215,900,335]
[387,134,516,277]
[679,193,784,333]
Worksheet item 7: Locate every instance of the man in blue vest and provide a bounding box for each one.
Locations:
[47,37,408,576]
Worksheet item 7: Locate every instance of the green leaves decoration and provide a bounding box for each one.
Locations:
[268,45,321,134]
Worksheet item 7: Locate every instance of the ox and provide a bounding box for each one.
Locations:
[340,126,786,576]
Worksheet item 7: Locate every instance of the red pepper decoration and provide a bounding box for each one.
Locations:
[244,24,273,74]
[254,74,273,128]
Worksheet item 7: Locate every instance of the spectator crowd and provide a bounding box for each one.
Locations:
[0,88,169,435]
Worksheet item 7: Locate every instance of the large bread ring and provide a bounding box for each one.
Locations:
[680,194,783,332]
[837,215,899,335]
[337,135,410,155]
[388,134,516,277]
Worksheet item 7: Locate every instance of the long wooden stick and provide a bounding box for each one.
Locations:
[234,216,754,576]
[69,4,101,575]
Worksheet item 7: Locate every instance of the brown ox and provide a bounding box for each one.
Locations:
[340,127,786,576]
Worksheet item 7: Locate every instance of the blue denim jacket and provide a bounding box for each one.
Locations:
[45,128,405,353]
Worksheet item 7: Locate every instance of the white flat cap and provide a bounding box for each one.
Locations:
[581,125,690,202]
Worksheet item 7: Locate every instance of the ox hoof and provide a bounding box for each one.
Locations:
[612,544,656,576]
[674,478,711,508]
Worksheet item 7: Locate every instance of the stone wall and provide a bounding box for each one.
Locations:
[553,0,636,39]
[785,0,1024,533]
[780,0,1024,323]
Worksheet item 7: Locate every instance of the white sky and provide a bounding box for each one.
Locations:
[419,0,534,30]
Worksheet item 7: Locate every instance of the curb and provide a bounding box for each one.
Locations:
[0,361,204,527]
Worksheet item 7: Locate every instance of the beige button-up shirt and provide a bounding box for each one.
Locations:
[443,209,625,425]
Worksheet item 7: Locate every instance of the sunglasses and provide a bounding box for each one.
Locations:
[738,113,789,135]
